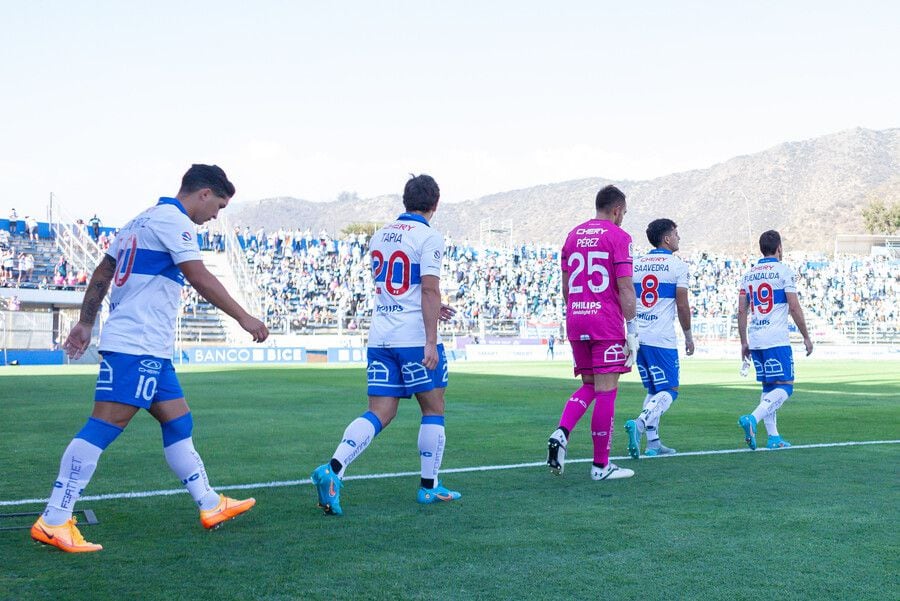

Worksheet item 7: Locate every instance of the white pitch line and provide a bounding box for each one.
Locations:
[2,439,897,508]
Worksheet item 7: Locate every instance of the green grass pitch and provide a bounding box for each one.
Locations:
[1,359,897,600]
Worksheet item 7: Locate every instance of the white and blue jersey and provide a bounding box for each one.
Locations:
[632,249,688,393]
[739,257,796,350]
[633,249,689,350]
[99,198,201,359]
[367,213,444,348]
[365,212,446,397]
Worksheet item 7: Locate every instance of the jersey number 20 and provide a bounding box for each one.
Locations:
[371,250,411,296]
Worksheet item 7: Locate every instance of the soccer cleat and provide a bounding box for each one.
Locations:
[624,419,641,459]
[547,428,568,475]
[590,463,634,481]
[644,443,677,457]
[766,435,792,449]
[417,482,462,504]
[200,494,256,529]
[31,516,102,553]
[738,414,758,450]
[311,464,343,515]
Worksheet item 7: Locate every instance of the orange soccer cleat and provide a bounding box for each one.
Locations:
[199,494,256,529]
[31,516,103,553]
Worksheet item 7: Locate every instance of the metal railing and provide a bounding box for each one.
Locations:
[221,218,264,319]
[1,310,54,349]
[836,321,900,345]
[47,197,107,335]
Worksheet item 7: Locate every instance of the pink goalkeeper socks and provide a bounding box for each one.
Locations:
[590,388,617,466]
[558,384,595,433]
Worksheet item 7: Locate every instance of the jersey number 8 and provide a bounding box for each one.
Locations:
[640,274,659,307]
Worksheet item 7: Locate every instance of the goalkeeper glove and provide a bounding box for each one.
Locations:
[624,320,639,368]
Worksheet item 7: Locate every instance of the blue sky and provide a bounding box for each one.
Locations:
[1,1,897,226]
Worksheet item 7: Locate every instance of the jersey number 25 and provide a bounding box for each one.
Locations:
[567,251,610,294]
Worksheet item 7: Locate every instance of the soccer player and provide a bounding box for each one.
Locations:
[311,174,460,515]
[546,185,639,481]
[624,219,694,458]
[31,164,269,553]
[737,230,813,450]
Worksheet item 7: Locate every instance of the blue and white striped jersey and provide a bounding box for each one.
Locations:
[367,213,444,348]
[98,198,201,358]
[632,249,689,349]
[739,257,797,349]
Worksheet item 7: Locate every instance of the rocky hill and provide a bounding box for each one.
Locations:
[228,127,900,252]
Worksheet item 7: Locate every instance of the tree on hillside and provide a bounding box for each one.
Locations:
[336,191,361,203]
[863,199,900,234]
[342,222,382,236]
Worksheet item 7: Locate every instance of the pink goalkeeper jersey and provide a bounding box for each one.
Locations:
[561,219,633,341]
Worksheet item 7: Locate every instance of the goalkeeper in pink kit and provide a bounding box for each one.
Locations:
[546,185,639,481]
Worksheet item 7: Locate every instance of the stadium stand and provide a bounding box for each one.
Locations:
[178,288,227,343]
[226,225,899,345]
[3,211,897,357]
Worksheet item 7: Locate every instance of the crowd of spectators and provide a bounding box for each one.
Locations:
[231,225,899,338]
[3,212,896,341]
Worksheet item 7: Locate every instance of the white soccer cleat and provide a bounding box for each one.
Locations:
[590,462,635,481]
[547,428,568,475]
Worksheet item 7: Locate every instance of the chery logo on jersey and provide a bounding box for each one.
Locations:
[139,359,162,374]
[576,227,608,235]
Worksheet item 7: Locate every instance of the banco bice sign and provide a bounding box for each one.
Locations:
[189,347,307,364]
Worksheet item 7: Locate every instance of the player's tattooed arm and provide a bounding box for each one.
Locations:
[78,254,116,326]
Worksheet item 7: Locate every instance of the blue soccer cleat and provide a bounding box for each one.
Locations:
[766,435,792,449]
[624,419,641,459]
[417,482,461,505]
[644,443,676,457]
[738,415,758,450]
[311,464,343,515]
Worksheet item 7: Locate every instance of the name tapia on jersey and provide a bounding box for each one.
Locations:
[367,213,444,348]
[633,249,689,349]
[739,258,797,349]
[561,219,633,341]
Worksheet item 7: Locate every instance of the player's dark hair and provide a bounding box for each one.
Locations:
[759,230,781,256]
[595,185,626,212]
[179,164,235,199]
[646,218,677,248]
[403,174,440,212]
